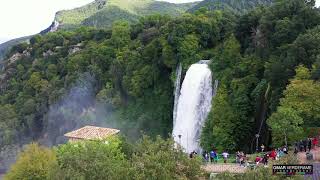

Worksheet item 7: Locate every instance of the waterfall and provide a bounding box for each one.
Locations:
[172,63,213,153]
[173,63,182,127]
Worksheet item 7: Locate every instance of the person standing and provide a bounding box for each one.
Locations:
[236,151,240,164]
[303,139,308,152]
[203,151,209,162]
[283,146,288,154]
[210,150,216,163]
[261,144,265,152]
[263,153,269,165]
[308,138,312,152]
[222,150,229,163]
[312,137,318,149]
[270,149,277,160]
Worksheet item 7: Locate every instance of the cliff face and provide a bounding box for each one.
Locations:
[40,20,60,35]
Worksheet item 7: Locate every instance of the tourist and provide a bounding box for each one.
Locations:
[255,156,262,165]
[263,153,269,165]
[294,145,298,154]
[239,152,246,167]
[236,151,241,164]
[283,146,288,154]
[308,138,312,152]
[312,137,318,149]
[222,150,229,163]
[261,144,265,152]
[277,148,284,159]
[210,150,216,163]
[303,139,308,152]
[299,140,304,152]
[189,151,197,158]
[214,150,219,163]
[270,149,277,160]
[203,151,209,162]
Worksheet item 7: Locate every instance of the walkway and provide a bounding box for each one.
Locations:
[297,147,320,164]
[202,163,247,174]
[296,147,320,180]
[304,163,320,180]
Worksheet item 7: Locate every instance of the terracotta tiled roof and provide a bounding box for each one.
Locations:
[64,126,120,140]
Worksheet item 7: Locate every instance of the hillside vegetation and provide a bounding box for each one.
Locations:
[0,0,273,63]
[189,0,273,14]
[56,0,196,29]
[0,0,319,156]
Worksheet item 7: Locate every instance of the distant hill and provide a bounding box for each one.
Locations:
[55,0,196,29]
[0,36,30,64]
[188,0,273,14]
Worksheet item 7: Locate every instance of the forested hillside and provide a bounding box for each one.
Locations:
[0,0,320,156]
[55,0,196,29]
[189,0,273,14]
[0,0,273,63]
[0,36,30,64]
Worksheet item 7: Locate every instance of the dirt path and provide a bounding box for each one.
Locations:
[297,147,320,164]
[202,163,247,173]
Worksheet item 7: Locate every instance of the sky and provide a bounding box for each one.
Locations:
[0,0,319,44]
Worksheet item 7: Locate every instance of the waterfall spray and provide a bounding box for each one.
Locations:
[173,63,182,127]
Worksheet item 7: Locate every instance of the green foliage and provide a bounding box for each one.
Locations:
[0,104,18,146]
[1,0,320,156]
[4,143,58,180]
[202,0,320,152]
[280,66,320,126]
[6,135,205,179]
[189,0,273,15]
[267,106,304,147]
[267,65,320,146]
[54,136,130,180]
[131,135,205,180]
[56,0,196,29]
[201,85,236,151]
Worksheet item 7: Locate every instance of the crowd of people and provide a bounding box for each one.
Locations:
[200,148,230,164]
[194,137,319,165]
[254,147,288,166]
[294,137,318,153]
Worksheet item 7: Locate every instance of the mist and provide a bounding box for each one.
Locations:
[40,72,115,146]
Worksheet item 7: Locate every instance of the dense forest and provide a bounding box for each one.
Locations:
[1,0,320,158]
[0,0,270,62]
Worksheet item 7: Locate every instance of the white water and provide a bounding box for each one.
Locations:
[173,63,182,127]
[172,63,213,153]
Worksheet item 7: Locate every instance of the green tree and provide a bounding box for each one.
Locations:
[4,143,58,180]
[111,21,131,49]
[201,85,236,151]
[267,107,303,147]
[177,34,200,68]
[54,136,130,180]
[280,66,320,126]
[131,135,205,180]
[0,104,18,146]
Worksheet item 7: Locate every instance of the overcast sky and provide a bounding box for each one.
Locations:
[0,0,319,44]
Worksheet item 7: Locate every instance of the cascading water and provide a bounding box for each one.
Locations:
[173,63,182,127]
[172,63,213,153]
